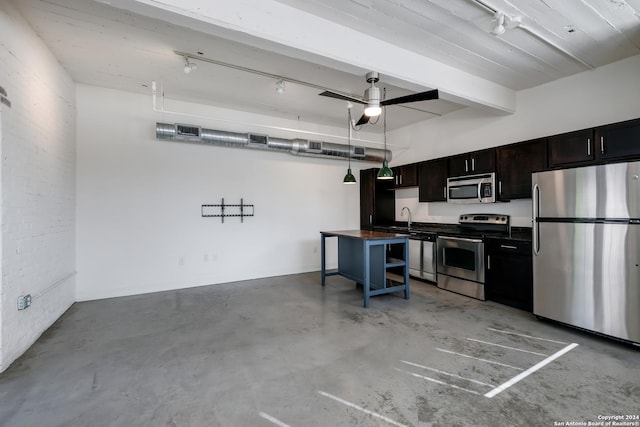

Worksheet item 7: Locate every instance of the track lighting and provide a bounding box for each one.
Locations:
[490,12,521,36]
[491,13,506,35]
[183,56,197,74]
[275,80,285,94]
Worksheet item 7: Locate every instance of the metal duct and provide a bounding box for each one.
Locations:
[155,123,391,163]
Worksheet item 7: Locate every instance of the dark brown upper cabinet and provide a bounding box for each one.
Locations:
[594,118,640,161]
[418,158,448,202]
[497,138,547,200]
[548,129,594,168]
[448,148,496,176]
[392,163,418,188]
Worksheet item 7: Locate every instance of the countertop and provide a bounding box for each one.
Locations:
[374,222,532,241]
[321,230,409,240]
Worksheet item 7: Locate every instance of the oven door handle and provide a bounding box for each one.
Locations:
[438,236,483,244]
[477,182,482,201]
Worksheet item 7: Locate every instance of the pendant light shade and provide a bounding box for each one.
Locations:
[377,159,393,180]
[377,100,394,180]
[343,168,357,184]
[343,107,357,185]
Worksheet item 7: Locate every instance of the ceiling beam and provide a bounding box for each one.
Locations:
[120,0,516,114]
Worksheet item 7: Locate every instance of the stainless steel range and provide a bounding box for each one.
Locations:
[436,214,510,300]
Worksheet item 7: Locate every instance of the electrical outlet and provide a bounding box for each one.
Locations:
[17,294,32,310]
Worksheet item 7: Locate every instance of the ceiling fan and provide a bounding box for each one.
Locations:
[319,71,439,126]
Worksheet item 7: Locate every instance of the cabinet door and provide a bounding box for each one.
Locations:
[448,153,470,177]
[448,149,496,176]
[469,149,496,174]
[548,129,594,167]
[359,169,375,230]
[485,239,533,311]
[393,163,418,188]
[595,118,640,161]
[418,158,448,202]
[497,138,547,200]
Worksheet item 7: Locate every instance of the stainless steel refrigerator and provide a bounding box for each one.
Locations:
[532,161,640,344]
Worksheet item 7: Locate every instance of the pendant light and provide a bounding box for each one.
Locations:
[343,107,357,184]
[377,100,393,180]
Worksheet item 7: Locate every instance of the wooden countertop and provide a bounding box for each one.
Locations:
[320,230,408,240]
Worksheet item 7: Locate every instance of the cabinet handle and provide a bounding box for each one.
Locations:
[444,186,447,199]
[400,175,403,185]
[587,138,591,156]
[600,136,604,154]
[500,244,518,250]
[471,157,475,171]
[369,214,372,225]
[465,159,468,172]
[487,255,490,270]
[499,180,502,195]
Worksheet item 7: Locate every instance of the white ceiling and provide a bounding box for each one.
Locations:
[14,0,640,133]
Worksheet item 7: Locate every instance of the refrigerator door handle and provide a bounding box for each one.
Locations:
[532,183,540,255]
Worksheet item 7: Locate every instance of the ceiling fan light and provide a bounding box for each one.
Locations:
[364,84,381,117]
[364,104,382,117]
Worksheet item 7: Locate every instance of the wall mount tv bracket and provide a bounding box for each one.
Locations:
[202,198,254,223]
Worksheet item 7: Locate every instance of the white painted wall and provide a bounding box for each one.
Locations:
[388,54,640,227]
[0,1,76,372]
[75,85,377,301]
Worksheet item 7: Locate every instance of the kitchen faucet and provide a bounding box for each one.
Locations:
[401,206,412,230]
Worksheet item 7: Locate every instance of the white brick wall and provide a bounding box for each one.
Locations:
[0,1,76,372]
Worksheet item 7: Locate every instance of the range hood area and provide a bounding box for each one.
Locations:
[155,122,391,163]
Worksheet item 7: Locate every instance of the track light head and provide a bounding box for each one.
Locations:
[491,13,506,35]
[183,56,197,74]
[491,12,521,36]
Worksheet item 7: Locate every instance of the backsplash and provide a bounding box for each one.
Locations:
[394,188,533,227]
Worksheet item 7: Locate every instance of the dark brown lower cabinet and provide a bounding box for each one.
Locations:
[485,238,533,312]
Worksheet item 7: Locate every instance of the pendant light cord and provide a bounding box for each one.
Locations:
[383,88,387,160]
[347,108,352,168]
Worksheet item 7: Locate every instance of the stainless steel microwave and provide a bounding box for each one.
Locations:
[447,172,496,204]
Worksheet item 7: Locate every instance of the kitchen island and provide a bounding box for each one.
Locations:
[320,230,410,308]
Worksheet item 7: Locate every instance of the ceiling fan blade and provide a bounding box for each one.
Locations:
[318,90,366,104]
[381,89,439,106]
[355,114,370,126]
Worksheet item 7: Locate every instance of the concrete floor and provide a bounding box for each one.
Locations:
[1,273,638,427]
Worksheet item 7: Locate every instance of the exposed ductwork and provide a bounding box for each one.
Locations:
[155,123,391,163]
